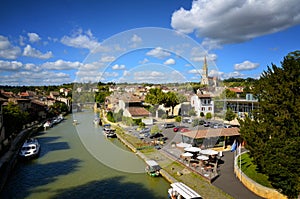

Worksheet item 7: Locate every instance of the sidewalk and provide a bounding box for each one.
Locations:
[212,151,262,199]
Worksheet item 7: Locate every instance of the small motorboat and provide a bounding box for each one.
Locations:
[145,160,161,177]
[19,138,41,159]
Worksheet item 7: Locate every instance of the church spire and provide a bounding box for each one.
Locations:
[203,56,208,77]
[200,56,209,85]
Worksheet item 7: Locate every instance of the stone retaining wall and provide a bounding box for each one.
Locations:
[234,151,287,199]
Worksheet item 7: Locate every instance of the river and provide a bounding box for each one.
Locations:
[1,110,170,198]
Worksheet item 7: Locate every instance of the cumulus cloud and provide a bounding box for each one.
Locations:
[0,35,21,59]
[42,59,82,70]
[100,56,115,62]
[146,47,171,59]
[188,69,202,74]
[234,60,259,71]
[61,29,107,53]
[112,64,125,70]
[0,60,23,71]
[130,34,142,48]
[164,58,175,65]
[139,58,149,64]
[171,0,300,46]
[23,45,53,59]
[28,32,41,43]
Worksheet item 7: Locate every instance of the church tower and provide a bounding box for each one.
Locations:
[200,56,209,85]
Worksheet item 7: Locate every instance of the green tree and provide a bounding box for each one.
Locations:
[239,51,300,198]
[3,102,29,135]
[145,88,165,106]
[164,92,179,116]
[205,112,212,120]
[224,108,236,123]
[200,112,204,118]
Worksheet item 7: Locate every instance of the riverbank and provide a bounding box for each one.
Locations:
[100,113,233,199]
[0,121,43,192]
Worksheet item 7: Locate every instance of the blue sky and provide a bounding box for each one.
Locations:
[0,0,300,86]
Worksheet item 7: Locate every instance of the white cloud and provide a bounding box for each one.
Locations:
[0,60,23,71]
[188,69,202,74]
[139,58,149,64]
[0,69,72,86]
[61,29,107,53]
[23,45,53,59]
[0,35,21,59]
[234,60,259,71]
[130,34,142,48]
[146,47,171,59]
[123,70,130,76]
[42,59,82,70]
[112,64,125,70]
[171,0,300,45]
[164,58,175,65]
[28,33,41,43]
[223,71,245,79]
[100,56,115,62]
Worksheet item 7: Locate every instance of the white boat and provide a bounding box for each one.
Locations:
[168,182,202,199]
[103,126,116,138]
[19,138,41,159]
[43,120,53,129]
[145,160,161,177]
[53,115,64,124]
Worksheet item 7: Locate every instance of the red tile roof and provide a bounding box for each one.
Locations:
[127,107,150,117]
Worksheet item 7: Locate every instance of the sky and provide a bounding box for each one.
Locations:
[0,0,300,86]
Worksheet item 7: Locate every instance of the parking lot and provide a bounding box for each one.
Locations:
[124,119,233,148]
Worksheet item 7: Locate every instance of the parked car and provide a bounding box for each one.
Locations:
[140,127,150,133]
[150,132,164,139]
[180,128,191,132]
[213,123,223,128]
[173,126,186,132]
[203,121,210,127]
[224,124,232,128]
[163,123,175,128]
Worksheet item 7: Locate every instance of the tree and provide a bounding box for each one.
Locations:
[205,112,212,120]
[145,88,165,106]
[224,108,235,123]
[200,112,204,118]
[2,102,29,135]
[164,92,179,116]
[239,51,300,198]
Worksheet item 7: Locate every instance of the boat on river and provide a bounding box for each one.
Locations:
[19,138,41,159]
[145,160,161,177]
[103,124,117,138]
[168,182,202,199]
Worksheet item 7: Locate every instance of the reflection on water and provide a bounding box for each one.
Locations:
[1,110,169,199]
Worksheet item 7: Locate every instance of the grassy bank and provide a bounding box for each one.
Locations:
[238,153,273,188]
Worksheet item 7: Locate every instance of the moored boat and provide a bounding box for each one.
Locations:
[168,182,202,199]
[19,138,41,159]
[145,160,161,177]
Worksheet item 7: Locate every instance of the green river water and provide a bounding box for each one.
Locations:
[1,110,170,198]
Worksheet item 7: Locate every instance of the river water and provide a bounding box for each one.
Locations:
[1,110,170,198]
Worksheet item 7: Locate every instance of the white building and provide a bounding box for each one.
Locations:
[191,93,214,117]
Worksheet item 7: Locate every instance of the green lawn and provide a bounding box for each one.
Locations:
[238,153,273,188]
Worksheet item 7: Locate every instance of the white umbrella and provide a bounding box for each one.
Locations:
[184,146,201,153]
[197,155,209,160]
[176,142,192,148]
[181,152,193,157]
[200,149,218,155]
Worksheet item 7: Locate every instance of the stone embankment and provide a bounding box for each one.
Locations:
[0,121,43,192]
[234,151,287,199]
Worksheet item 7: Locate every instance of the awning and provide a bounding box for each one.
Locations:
[181,127,240,139]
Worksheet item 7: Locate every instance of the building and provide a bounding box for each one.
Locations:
[181,127,240,148]
[200,56,218,87]
[191,92,214,117]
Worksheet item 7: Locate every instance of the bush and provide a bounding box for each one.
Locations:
[175,116,181,122]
